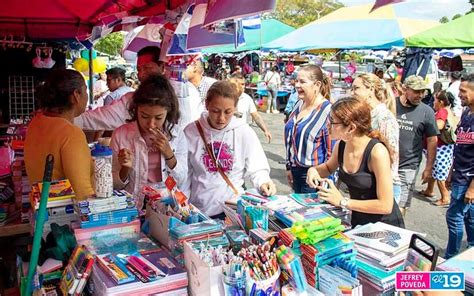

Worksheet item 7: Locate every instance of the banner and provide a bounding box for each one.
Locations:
[203,0,275,27]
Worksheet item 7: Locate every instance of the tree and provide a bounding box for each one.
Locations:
[270,0,344,28]
[451,13,462,20]
[94,32,124,56]
[439,16,449,23]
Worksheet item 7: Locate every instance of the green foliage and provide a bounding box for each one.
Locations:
[94,32,124,56]
[439,16,449,23]
[451,13,462,20]
[270,0,344,28]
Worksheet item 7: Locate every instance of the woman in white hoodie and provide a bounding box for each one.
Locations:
[110,75,187,204]
[184,80,276,219]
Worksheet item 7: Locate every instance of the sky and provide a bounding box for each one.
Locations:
[339,0,472,20]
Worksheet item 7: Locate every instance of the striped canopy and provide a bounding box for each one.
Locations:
[263,4,439,51]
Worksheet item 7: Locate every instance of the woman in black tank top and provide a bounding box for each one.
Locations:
[306,97,404,228]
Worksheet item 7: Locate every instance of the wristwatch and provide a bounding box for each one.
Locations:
[339,197,350,209]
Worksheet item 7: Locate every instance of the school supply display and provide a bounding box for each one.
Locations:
[276,245,308,292]
[291,216,345,245]
[29,179,74,209]
[249,228,278,245]
[318,264,362,296]
[225,228,249,251]
[59,246,94,295]
[289,193,325,207]
[222,260,247,296]
[300,232,356,288]
[91,247,188,296]
[346,222,424,294]
[403,234,439,272]
[436,247,474,294]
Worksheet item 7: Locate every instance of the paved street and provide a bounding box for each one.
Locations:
[250,111,468,257]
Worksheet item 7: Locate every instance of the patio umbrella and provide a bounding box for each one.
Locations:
[263,4,439,51]
[405,13,474,48]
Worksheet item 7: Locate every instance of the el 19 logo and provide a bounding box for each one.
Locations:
[430,272,465,290]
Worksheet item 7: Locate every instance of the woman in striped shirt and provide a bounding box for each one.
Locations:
[284,65,333,193]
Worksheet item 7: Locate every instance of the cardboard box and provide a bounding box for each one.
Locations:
[183,242,226,296]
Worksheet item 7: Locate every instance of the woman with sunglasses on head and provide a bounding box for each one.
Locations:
[306,96,404,228]
[284,65,333,194]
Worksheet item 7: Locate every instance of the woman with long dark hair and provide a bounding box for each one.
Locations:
[110,75,187,201]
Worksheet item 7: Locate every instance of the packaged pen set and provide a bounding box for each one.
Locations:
[59,246,94,296]
[237,199,269,232]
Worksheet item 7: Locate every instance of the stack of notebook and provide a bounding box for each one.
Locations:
[436,247,473,294]
[74,190,137,229]
[300,232,356,288]
[90,246,188,296]
[345,222,422,295]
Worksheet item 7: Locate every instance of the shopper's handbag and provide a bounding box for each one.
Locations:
[265,72,276,91]
[439,110,459,145]
[195,121,239,195]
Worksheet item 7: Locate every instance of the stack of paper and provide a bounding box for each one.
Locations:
[74,190,137,228]
[300,232,356,288]
[436,247,473,294]
[90,247,188,296]
[346,222,422,294]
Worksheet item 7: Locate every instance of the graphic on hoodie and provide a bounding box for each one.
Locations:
[202,141,234,173]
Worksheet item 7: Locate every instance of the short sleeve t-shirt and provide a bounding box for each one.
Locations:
[396,98,439,169]
[237,93,257,123]
[452,110,474,185]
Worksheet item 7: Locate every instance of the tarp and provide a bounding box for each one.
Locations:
[263,4,439,51]
[0,0,186,40]
[202,19,294,54]
[405,13,474,48]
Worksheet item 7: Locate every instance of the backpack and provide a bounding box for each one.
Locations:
[439,109,460,145]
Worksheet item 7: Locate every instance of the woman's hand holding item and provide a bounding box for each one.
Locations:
[306,166,322,188]
[149,128,174,159]
[118,148,133,168]
[316,178,344,207]
[260,181,277,196]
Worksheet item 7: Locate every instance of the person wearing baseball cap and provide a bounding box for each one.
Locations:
[396,75,439,216]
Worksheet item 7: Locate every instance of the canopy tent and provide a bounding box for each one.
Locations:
[262,4,439,51]
[405,13,474,48]
[202,19,294,54]
[201,19,293,54]
[0,0,187,40]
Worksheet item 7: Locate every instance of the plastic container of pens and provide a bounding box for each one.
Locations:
[247,267,280,296]
[223,273,246,296]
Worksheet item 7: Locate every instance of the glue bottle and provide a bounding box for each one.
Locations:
[91,144,113,198]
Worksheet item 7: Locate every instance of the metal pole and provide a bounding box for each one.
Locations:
[88,48,94,105]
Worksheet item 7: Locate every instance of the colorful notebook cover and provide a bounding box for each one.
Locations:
[289,193,326,207]
[436,247,474,285]
[346,222,420,255]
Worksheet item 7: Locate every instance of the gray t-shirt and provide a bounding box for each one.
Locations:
[396,98,439,170]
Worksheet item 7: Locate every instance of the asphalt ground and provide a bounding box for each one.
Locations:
[250,111,468,257]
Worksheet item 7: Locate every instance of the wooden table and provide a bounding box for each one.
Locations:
[0,221,30,237]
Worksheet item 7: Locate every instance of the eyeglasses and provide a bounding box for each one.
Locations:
[329,118,344,126]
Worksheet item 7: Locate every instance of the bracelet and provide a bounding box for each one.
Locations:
[165,154,175,161]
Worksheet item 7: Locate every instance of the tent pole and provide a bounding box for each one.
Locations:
[338,51,342,81]
[88,48,94,105]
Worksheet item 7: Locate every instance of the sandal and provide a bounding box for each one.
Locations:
[418,190,436,198]
[431,200,450,207]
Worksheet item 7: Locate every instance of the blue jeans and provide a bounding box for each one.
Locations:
[393,184,401,205]
[291,166,317,194]
[445,184,474,259]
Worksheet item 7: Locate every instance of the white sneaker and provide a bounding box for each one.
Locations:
[266,110,271,114]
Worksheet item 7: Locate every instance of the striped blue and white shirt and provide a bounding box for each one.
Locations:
[284,100,332,169]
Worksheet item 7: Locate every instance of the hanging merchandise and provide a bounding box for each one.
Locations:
[167,4,200,56]
[32,47,56,69]
[186,0,234,50]
[286,57,295,75]
[72,49,106,74]
[202,0,276,27]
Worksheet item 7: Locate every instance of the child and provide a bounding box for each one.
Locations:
[110,75,188,200]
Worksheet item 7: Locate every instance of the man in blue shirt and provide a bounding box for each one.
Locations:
[446,73,474,258]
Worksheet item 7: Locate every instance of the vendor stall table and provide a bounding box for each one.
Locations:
[0,221,30,237]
